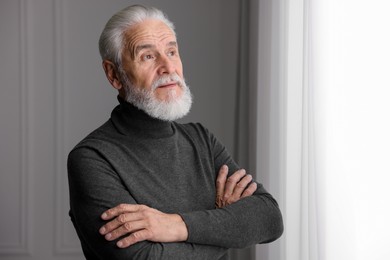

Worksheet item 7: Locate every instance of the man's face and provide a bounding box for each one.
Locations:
[121,19,184,102]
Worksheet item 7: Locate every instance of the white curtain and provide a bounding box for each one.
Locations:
[255,0,390,259]
[308,0,390,259]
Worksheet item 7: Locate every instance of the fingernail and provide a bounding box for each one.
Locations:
[117,241,123,248]
[101,213,108,219]
[105,233,112,240]
[99,227,106,234]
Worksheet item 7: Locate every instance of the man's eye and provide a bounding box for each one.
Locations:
[142,54,154,61]
[168,51,176,56]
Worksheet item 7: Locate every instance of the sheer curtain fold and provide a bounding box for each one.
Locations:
[301,0,319,258]
[284,0,329,259]
[261,0,320,259]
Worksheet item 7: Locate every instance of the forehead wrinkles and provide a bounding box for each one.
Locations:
[123,20,176,60]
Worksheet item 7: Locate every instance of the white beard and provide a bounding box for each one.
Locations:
[118,69,193,121]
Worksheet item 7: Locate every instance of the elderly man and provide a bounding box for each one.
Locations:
[67,5,283,260]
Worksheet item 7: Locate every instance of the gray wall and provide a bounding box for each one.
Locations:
[0,0,241,259]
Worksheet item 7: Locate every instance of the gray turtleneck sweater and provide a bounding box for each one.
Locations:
[67,98,283,260]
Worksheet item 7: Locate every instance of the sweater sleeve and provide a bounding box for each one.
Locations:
[67,146,228,260]
[179,127,284,248]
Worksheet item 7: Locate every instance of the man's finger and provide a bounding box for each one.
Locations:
[231,174,253,198]
[117,229,152,248]
[101,204,145,220]
[241,182,257,198]
[100,211,144,235]
[216,165,228,196]
[104,219,145,241]
[223,169,246,200]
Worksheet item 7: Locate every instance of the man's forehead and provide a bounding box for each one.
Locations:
[135,41,177,51]
[124,20,177,54]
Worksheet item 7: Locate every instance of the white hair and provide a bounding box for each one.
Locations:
[98,5,176,67]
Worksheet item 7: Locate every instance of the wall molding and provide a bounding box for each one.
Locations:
[53,0,83,255]
[0,0,32,255]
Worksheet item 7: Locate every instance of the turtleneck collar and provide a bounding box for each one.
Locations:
[110,96,175,138]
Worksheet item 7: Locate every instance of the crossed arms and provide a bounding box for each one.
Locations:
[98,165,258,248]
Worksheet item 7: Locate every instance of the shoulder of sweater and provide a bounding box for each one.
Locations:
[69,120,118,152]
[172,121,220,147]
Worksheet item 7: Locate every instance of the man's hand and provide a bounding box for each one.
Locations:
[215,165,257,208]
[99,204,188,248]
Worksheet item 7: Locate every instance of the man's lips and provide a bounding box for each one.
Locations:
[157,82,178,88]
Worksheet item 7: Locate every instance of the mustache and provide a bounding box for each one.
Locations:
[151,73,185,90]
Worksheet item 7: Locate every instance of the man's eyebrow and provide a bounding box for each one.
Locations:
[167,41,177,47]
[134,44,155,56]
[133,41,178,57]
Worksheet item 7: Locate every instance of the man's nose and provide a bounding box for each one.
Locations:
[157,55,175,75]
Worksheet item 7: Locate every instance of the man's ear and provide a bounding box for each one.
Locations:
[102,60,122,90]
